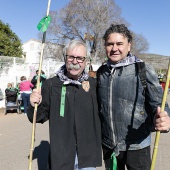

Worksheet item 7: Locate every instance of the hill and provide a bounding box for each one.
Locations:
[139,53,170,71]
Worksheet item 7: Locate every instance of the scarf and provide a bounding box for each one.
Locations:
[107,53,143,69]
[56,64,89,85]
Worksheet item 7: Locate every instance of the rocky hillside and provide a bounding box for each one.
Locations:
[139,53,170,71]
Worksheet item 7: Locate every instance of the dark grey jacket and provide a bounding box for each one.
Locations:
[27,76,102,170]
[97,62,170,153]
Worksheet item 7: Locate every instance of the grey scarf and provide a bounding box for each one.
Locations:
[107,54,143,69]
[56,64,89,85]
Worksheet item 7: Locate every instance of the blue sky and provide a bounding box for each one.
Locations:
[0,0,170,56]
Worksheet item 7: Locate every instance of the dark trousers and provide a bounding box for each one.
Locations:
[103,145,151,170]
[21,93,30,113]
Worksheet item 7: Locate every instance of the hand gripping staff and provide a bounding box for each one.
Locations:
[28,0,51,170]
[151,57,170,170]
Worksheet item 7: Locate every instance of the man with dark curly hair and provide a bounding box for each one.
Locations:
[97,24,170,170]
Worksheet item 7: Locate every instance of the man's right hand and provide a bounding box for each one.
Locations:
[30,89,42,107]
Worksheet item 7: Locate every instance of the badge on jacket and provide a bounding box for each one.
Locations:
[82,81,90,92]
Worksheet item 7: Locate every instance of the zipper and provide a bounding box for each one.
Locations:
[109,68,116,145]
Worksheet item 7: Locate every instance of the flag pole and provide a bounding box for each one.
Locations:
[151,57,170,170]
[28,0,51,169]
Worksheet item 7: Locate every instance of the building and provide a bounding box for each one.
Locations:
[22,39,64,78]
[0,39,100,107]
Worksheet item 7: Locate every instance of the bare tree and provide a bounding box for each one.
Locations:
[131,32,149,56]
[44,41,65,61]
[46,0,149,63]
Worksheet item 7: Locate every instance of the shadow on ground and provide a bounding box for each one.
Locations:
[32,140,50,170]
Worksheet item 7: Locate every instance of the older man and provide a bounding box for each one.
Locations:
[27,39,102,170]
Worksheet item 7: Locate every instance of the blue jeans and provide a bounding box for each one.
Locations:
[21,93,30,113]
[74,154,96,170]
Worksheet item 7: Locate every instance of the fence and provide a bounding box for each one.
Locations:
[0,56,101,108]
[0,56,65,97]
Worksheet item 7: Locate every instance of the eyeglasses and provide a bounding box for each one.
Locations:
[66,55,86,63]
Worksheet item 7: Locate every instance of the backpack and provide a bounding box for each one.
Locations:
[136,62,147,94]
[136,62,155,130]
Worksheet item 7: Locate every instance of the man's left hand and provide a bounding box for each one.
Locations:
[154,106,170,132]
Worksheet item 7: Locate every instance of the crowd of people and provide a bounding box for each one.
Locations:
[3,24,170,170]
[4,70,46,115]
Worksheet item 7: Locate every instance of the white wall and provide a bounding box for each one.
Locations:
[0,39,101,108]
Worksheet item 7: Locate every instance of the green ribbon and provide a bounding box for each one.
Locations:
[109,152,117,170]
[37,15,51,32]
[60,85,66,117]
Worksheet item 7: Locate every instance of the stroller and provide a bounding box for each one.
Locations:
[4,88,21,115]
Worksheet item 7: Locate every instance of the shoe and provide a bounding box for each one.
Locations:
[24,113,27,116]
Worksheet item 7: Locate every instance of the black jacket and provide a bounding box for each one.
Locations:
[5,88,18,102]
[27,76,102,170]
[31,74,46,89]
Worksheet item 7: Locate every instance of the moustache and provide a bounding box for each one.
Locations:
[68,63,80,70]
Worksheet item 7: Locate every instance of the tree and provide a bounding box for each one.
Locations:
[131,32,149,55]
[0,20,23,57]
[47,0,149,63]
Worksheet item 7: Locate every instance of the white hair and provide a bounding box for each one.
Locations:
[63,39,90,61]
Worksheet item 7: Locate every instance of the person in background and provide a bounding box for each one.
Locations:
[19,76,34,115]
[159,74,170,93]
[31,70,46,89]
[15,82,21,97]
[27,39,102,170]
[5,83,18,107]
[97,24,170,170]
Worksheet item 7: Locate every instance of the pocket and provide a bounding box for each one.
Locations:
[124,100,146,129]
[123,100,148,141]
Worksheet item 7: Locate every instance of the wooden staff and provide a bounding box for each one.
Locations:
[151,57,170,170]
[28,0,51,169]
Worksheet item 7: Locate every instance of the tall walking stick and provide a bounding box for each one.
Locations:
[151,57,170,170]
[28,0,51,169]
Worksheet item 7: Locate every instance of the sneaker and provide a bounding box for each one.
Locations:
[24,113,27,116]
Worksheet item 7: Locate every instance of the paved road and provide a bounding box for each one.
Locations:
[0,113,49,170]
[0,95,170,170]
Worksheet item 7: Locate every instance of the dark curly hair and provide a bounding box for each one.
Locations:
[103,24,133,44]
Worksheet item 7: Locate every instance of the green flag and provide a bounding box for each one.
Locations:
[37,15,51,32]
